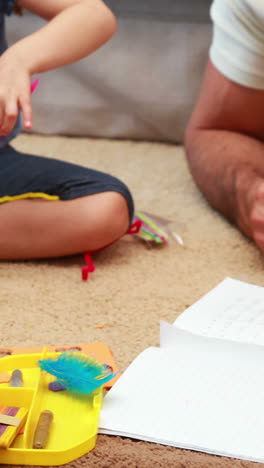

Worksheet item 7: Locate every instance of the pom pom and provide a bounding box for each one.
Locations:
[38,352,116,394]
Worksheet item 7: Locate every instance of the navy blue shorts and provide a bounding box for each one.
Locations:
[0,144,134,222]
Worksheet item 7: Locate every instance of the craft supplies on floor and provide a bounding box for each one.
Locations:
[131,211,184,246]
[0,342,119,390]
[0,342,119,465]
[99,278,264,464]
[38,351,117,394]
[81,210,184,281]
[10,369,24,388]
[33,410,53,449]
[0,405,28,449]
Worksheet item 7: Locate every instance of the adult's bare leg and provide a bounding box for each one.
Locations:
[185,60,264,252]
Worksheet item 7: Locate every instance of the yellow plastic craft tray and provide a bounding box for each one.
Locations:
[0,351,103,465]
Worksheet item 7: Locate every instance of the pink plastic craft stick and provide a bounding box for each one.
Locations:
[30,78,40,94]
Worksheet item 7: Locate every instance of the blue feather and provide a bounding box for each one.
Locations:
[38,352,116,394]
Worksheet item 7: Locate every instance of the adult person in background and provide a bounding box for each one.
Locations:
[185,0,264,252]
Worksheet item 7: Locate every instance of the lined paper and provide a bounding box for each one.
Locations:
[174,278,264,345]
[100,278,264,463]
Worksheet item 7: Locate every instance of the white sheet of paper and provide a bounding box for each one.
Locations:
[100,326,264,463]
[174,277,264,345]
[100,278,264,463]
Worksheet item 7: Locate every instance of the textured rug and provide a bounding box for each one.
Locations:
[2,134,264,468]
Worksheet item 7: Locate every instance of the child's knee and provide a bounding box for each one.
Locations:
[105,191,130,235]
[90,191,131,242]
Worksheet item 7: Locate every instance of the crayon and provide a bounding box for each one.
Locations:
[33,410,53,449]
[10,369,23,387]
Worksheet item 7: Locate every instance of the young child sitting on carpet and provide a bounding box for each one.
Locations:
[0,0,134,260]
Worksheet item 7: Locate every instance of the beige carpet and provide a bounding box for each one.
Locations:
[2,134,264,468]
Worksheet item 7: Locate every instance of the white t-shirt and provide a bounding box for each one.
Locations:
[246,0,264,18]
[210,0,264,89]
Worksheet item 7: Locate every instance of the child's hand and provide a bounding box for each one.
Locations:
[0,51,32,136]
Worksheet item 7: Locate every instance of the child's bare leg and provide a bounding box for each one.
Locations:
[0,191,129,259]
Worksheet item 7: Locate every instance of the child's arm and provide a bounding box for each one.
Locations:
[18,0,98,20]
[0,0,116,136]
